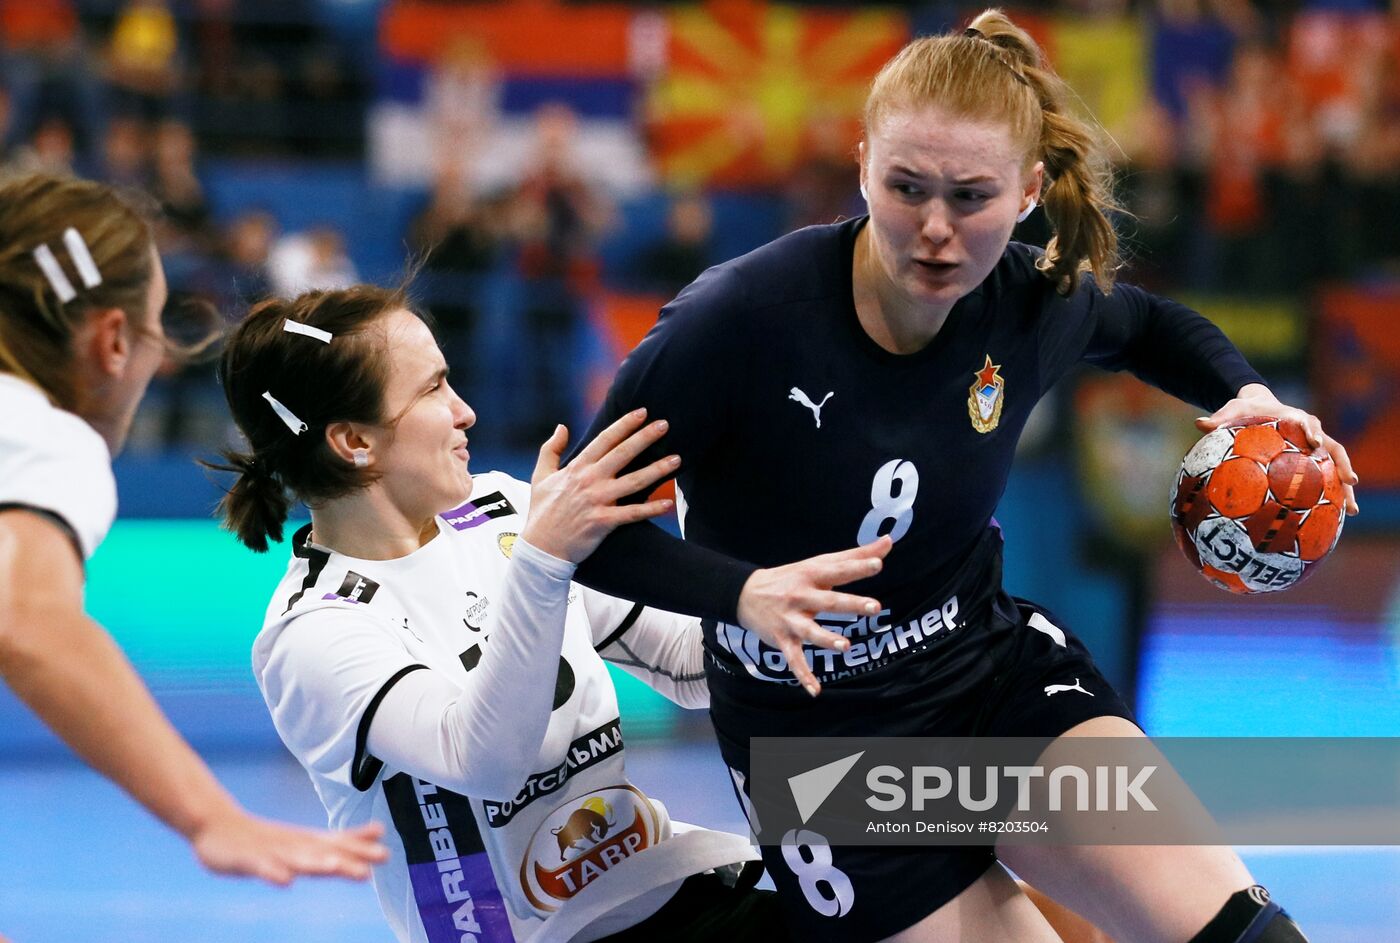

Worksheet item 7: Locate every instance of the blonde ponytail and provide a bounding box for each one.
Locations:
[964,10,1121,294]
[864,8,1122,295]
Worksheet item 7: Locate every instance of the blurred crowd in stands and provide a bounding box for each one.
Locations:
[3,0,1399,453]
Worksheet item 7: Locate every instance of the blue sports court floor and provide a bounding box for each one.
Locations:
[2,528,1397,940]
[1,737,1396,941]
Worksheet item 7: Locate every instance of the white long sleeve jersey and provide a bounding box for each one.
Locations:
[252,471,754,943]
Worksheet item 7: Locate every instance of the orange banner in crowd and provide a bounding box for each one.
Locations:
[1315,288,1400,488]
[381,0,634,73]
[647,1,908,188]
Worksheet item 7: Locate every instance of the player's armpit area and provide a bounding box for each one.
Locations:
[593,601,644,652]
[0,503,83,563]
[0,507,87,632]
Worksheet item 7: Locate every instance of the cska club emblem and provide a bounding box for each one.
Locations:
[967,355,1005,434]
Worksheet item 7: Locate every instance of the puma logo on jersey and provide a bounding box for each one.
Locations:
[1044,678,1093,697]
[788,387,833,428]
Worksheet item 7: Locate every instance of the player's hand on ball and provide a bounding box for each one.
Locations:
[524,409,678,563]
[737,536,893,697]
[1197,383,1358,515]
[191,810,388,884]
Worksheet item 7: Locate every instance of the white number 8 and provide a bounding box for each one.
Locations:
[857,459,919,545]
[781,828,855,917]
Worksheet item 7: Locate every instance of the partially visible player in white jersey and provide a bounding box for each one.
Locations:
[212,285,890,942]
[0,172,388,887]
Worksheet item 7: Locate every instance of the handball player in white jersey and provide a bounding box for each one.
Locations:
[0,172,388,889]
[213,285,889,942]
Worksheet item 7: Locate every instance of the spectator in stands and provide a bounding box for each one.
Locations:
[506,102,612,444]
[268,225,360,298]
[1188,43,1291,292]
[0,0,102,155]
[635,190,714,297]
[149,119,217,257]
[100,115,149,189]
[11,114,81,176]
[1118,101,1193,292]
[408,159,508,417]
[220,209,277,308]
[410,160,503,277]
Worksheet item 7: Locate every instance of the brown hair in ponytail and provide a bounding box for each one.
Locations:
[208,285,424,552]
[862,8,1121,294]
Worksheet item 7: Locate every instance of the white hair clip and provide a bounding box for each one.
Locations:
[31,228,102,304]
[32,244,76,303]
[262,391,308,435]
[62,228,102,290]
[282,319,333,344]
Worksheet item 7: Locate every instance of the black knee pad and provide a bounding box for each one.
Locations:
[1187,885,1310,943]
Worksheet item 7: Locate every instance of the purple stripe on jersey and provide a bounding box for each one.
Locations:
[321,593,363,603]
[441,491,517,532]
[383,774,515,942]
[408,852,515,943]
[442,499,495,531]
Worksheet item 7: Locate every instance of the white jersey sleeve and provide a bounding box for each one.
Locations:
[0,374,116,560]
[582,588,708,710]
[261,536,577,802]
[365,538,576,800]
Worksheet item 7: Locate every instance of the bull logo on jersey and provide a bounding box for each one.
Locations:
[551,798,613,858]
[520,786,660,913]
[968,355,1006,434]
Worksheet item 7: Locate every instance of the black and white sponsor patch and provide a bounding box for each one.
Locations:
[441,492,518,532]
[323,570,381,605]
[481,719,623,828]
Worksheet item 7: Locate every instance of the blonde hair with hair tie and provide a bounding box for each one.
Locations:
[862,8,1121,295]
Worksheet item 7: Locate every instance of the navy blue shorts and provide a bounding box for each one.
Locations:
[706,595,1135,943]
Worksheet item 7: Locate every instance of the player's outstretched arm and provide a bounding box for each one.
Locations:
[737,536,893,697]
[1196,383,1359,515]
[0,510,388,884]
[189,810,387,885]
[353,409,686,800]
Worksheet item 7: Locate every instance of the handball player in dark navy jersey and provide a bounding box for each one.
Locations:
[566,10,1358,943]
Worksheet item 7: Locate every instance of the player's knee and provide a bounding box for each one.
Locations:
[1187,885,1309,943]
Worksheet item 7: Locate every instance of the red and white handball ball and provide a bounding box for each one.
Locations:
[1169,417,1345,594]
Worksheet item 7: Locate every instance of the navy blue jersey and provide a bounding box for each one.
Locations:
[571,217,1263,669]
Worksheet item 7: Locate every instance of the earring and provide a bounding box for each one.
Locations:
[1016,199,1037,223]
[353,449,369,469]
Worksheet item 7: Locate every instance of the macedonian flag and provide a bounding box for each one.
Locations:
[647,0,908,188]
